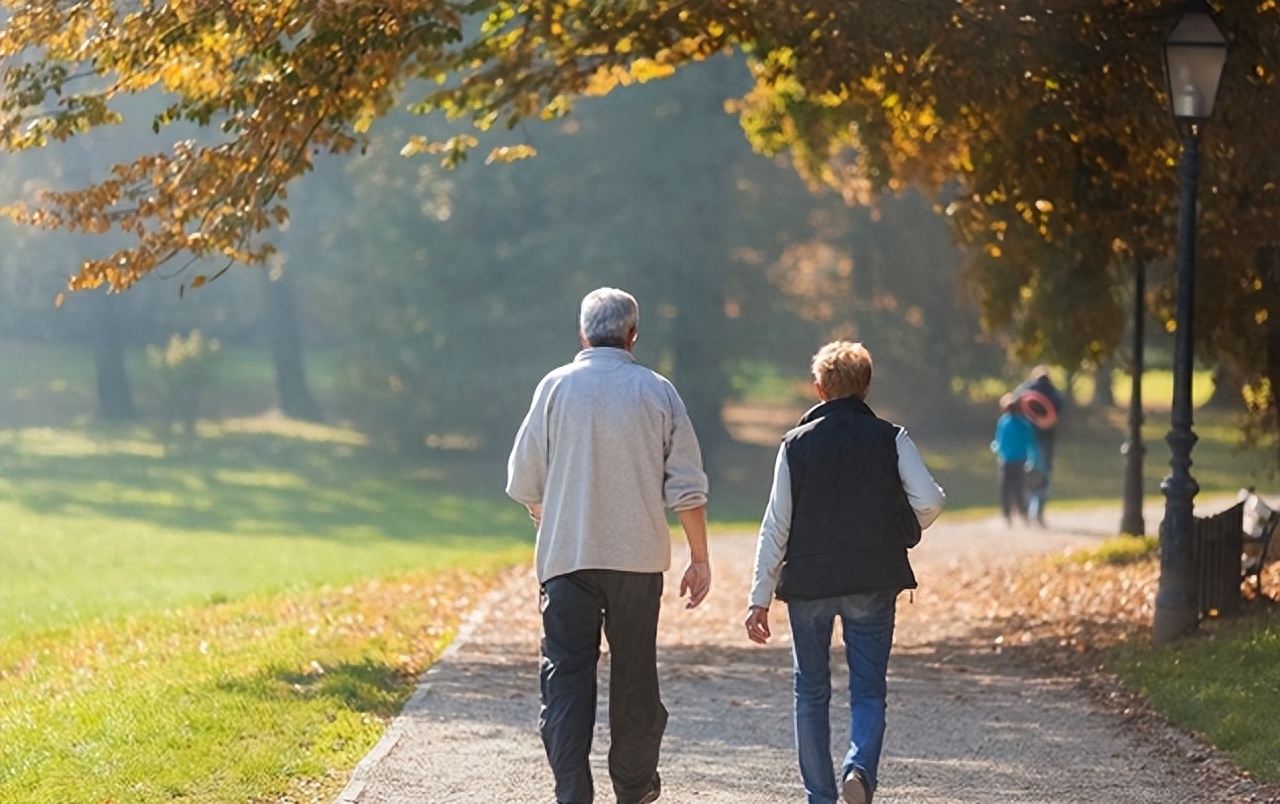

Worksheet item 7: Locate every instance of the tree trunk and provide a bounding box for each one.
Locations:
[667,289,733,461]
[1260,247,1280,437]
[91,292,135,421]
[1064,370,1081,409]
[261,267,322,421]
[1203,362,1246,411]
[1093,358,1116,407]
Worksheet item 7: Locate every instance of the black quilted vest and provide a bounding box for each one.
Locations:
[775,395,919,601]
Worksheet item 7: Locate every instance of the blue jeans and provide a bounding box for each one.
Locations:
[787,590,897,804]
[1027,467,1051,524]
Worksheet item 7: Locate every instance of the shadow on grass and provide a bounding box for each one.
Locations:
[2,427,525,542]
[251,659,420,719]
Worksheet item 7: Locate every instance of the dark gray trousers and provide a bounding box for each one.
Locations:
[539,569,666,804]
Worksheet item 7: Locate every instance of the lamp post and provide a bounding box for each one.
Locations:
[1119,255,1146,537]
[1152,0,1228,645]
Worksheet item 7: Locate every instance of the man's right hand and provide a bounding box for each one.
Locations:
[679,560,711,609]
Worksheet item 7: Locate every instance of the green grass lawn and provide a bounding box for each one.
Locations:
[1,570,492,803]
[0,339,343,427]
[0,420,532,803]
[0,422,530,636]
[1104,610,1280,783]
[1047,537,1279,784]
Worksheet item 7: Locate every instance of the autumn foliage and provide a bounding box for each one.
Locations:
[0,1,1276,423]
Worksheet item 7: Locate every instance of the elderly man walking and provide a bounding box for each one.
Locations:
[745,341,944,804]
[507,287,711,804]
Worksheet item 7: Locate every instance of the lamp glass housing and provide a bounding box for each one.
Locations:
[1163,10,1228,123]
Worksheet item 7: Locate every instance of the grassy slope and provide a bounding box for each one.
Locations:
[1105,610,1280,783]
[0,421,531,803]
[1,569,496,803]
[0,423,529,636]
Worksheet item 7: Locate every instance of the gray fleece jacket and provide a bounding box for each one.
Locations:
[506,347,709,583]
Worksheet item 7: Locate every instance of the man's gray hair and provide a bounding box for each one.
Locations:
[579,287,639,348]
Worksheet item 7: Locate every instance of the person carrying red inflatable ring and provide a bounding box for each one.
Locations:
[1014,366,1066,526]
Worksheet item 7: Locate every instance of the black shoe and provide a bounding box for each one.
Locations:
[635,772,661,804]
[841,768,871,804]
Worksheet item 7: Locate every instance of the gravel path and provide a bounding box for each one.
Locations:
[335,501,1273,803]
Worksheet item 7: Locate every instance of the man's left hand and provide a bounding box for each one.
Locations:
[679,560,711,609]
[744,606,771,644]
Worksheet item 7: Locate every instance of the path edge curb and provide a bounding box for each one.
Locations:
[333,564,532,803]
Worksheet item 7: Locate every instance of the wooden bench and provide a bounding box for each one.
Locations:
[1240,490,1278,598]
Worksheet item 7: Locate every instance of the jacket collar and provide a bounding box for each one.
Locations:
[797,394,874,426]
[574,346,636,364]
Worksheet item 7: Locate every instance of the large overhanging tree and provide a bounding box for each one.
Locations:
[1,0,1276,427]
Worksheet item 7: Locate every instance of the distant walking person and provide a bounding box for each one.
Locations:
[1015,366,1065,525]
[745,341,945,804]
[507,287,711,804]
[991,393,1039,527]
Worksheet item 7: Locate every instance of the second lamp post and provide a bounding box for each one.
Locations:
[1152,0,1228,645]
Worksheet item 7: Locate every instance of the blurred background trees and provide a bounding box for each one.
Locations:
[0,54,1006,465]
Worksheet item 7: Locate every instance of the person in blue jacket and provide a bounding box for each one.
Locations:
[991,393,1039,527]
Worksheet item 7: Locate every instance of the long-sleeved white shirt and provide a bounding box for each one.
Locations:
[748,427,945,609]
[507,347,708,583]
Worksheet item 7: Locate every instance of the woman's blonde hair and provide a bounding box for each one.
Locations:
[811,340,873,400]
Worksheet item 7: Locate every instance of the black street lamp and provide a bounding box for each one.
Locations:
[1153,0,1228,645]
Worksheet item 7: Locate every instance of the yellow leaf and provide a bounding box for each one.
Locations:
[628,59,676,83]
[191,275,207,288]
[485,144,538,164]
[400,136,429,157]
[54,292,65,308]
[585,66,624,96]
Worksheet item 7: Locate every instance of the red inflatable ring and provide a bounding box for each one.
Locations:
[1019,389,1058,429]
